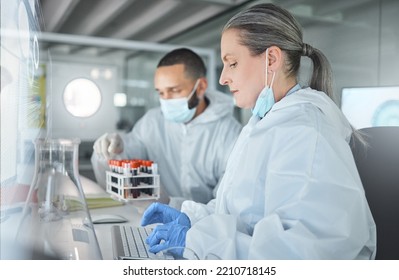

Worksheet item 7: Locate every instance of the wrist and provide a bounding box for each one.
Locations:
[177,212,191,228]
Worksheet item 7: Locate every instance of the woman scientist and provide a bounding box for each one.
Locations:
[141,3,377,259]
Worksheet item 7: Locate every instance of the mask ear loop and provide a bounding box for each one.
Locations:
[265,48,276,89]
[264,49,269,88]
[187,79,201,109]
[188,79,200,99]
[270,70,276,88]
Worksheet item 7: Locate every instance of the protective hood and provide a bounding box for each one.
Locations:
[272,87,353,142]
[190,90,236,125]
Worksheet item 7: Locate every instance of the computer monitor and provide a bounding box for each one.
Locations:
[341,86,399,129]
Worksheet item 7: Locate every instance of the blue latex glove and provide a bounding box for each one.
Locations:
[146,222,189,254]
[141,202,190,227]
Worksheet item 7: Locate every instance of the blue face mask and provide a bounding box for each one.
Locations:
[160,80,200,123]
[252,49,276,118]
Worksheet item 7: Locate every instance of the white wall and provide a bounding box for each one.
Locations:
[47,61,119,141]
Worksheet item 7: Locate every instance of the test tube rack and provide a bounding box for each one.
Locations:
[105,171,160,201]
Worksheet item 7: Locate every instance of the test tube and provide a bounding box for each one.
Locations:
[110,160,119,183]
[146,161,154,195]
[131,161,140,198]
[117,160,123,174]
[122,161,131,198]
[108,160,114,172]
[122,161,131,176]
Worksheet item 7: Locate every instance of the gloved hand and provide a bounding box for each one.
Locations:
[146,222,189,254]
[93,133,123,160]
[141,202,191,227]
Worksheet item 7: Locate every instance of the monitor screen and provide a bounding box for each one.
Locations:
[341,86,399,129]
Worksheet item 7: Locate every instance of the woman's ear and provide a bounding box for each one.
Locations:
[267,46,283,72]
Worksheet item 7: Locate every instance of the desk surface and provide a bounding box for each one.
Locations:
[1,177,156,260]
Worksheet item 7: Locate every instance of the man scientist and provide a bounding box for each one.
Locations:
[91,48,242,209]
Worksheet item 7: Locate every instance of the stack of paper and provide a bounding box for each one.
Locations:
[85,195,124,209]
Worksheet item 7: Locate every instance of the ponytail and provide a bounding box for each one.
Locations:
[302,44,334,100]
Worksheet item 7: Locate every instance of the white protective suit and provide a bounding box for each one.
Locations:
[181,87,377,259]
[91,90,242,207]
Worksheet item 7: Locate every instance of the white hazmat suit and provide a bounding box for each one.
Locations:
[181,87,376,259]
[91,90,242,207]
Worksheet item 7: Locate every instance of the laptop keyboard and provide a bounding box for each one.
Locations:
[111,225,153,259]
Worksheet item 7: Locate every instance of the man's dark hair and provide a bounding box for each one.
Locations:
[157,48,207,80]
